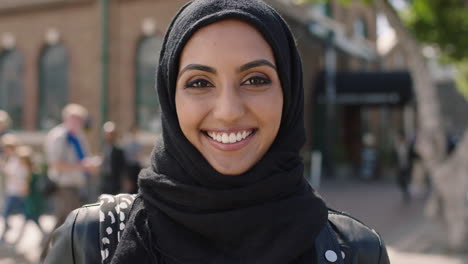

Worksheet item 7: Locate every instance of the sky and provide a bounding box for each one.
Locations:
[376,0,409,53]
[377,0,408,37]
[390,0,408,10]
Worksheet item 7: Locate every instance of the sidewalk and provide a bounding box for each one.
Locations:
[0,246,29,264]
[318,179,468,264]
[0,215,55,264]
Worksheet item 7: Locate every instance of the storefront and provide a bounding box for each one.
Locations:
[313,71,413,179]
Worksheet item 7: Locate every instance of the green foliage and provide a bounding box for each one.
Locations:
[404,0,468,99]
[405,0,468,61]
[302,0,467,62]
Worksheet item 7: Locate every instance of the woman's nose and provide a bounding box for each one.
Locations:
[212,83,245,124]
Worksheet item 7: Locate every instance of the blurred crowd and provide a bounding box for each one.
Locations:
[0,104,144,253]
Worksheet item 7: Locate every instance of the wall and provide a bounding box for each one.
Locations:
[0,0,101,146]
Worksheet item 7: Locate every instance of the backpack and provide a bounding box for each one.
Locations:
[98,193,137,263]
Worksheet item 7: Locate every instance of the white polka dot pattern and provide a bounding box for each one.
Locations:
[98,193,136,264]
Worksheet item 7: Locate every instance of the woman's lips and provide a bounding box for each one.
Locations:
[202,129,256,151]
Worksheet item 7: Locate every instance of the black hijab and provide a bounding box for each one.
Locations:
[112,0,328,263]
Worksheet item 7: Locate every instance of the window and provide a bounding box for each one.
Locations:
[135,35,163,132]
[0,49,24,129]
[354,17,368,38]
[38,44,69,130]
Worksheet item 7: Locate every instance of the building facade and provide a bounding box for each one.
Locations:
[1,0,409,177]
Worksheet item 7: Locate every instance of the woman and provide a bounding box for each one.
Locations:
[44,0,390,263]
[0,135,28,244]
[13,145,47,244]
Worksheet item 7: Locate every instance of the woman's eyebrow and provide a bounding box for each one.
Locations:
[178,64,216,79]
[239,59,276,72]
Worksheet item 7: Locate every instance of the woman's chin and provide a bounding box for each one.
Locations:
[213,166,249,176]
[209,159,252,176]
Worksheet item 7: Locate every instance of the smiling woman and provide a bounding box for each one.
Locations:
[175,19,283,175]
[44,1,390,264]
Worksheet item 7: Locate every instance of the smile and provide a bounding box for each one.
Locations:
[203,129,255,144]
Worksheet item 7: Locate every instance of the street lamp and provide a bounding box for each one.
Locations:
[324,31,337,178]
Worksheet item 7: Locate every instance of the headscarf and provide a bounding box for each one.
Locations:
[112,1,328,263]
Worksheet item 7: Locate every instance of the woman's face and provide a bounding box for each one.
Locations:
[175,19,283,175]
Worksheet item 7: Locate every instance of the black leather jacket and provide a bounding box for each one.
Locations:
[44,202,390,264]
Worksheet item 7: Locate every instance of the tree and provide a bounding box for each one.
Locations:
[405,0,468,61]
[405,0,468,100]
[303,0,468,249]
[396,0,468,250]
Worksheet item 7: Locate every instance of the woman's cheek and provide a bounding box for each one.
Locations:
[177,95,209,130]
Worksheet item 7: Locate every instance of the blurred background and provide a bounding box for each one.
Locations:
[0,0,467,263]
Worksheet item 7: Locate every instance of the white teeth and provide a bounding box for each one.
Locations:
[207,130,254,144]
[222,133,229,143]
[229,133,236,143]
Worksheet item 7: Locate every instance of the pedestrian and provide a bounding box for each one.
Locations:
[44,1,390,263]
[0,111,11,164]
[41,103,96,259]
[394,130,412,202]
[360,133,378,180]
[122,125,143,194]
[12,145,47,244]
[0,134,28,244]
[0,110,11,139]
[0,110,12,194]
[99,121,126,195]
[0,110,10,137]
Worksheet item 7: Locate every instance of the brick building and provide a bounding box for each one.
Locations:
[0,0,409,176]
[0,0,187,150]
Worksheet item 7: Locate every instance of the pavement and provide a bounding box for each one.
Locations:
[0,215,55,264]
[0,179,467,263]
[319,179,468,264]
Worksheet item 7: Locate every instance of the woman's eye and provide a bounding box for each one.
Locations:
[186,79,213,88]
[242,76,271,86]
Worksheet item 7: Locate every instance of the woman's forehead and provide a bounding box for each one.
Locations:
[179,19,275,67]
[192,19,259,35]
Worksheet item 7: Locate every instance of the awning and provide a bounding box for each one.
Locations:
[315,71,413,106]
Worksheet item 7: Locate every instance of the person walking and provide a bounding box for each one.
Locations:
[0,134,28,244]
[41,103,95,259]
[99,121,126,195]
[0,110,12,195]
[122,125,143,194]
[0,110,11,138]
[394,130,412,202]
[44,103,92,224]
[11,145,47,244]
[360,133,379,180]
